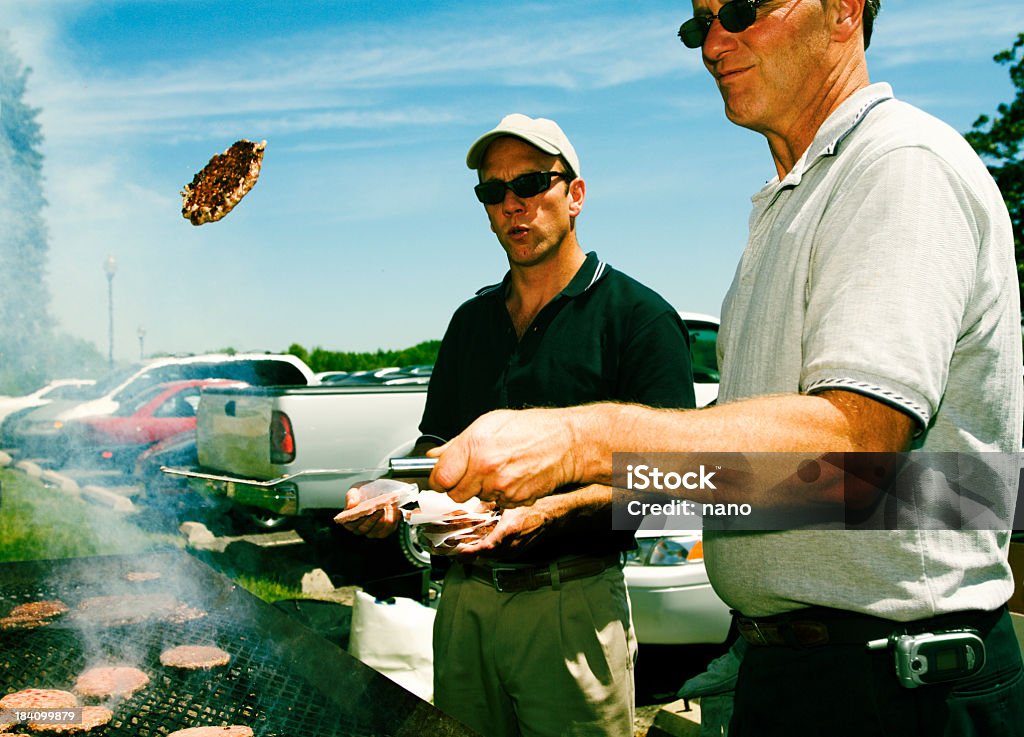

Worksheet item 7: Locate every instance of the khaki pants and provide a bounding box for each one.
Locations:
[433,562,637,737]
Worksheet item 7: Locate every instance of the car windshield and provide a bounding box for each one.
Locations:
[90,365,145,397]
[112,383,169,416]
[40,383,98,401]
[684,321,720,384]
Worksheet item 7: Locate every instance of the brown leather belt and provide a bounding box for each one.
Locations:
[734,606,1003,648]
[463,553,623,593]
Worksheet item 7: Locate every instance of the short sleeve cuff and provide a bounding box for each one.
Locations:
[803,369,933,430]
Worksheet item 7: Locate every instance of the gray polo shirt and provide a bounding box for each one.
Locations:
[706,83,1023,619]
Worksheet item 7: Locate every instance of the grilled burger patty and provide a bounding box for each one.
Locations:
[181,139,266,226]
[159,645,231,670]
[0,600,69,630]
[0,689,78,709]
[166,727,254,737]
[124,571,161,582]
[74,666,150,699]
[72,594,205,627]
[28,706,112,733]
[7,600,69,619]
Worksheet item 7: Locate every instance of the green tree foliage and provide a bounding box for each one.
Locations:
[965,33,1024,305]
[0,31,53,393]
[286,340,441,373]
[0,33,109,395]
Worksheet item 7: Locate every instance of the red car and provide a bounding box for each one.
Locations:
[61,379,245,471]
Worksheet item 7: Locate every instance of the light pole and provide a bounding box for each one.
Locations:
[103,255,117,367]
[137,325,146,360]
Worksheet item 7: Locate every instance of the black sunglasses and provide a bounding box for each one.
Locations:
[474,171,569,205]
[678,0,764,48]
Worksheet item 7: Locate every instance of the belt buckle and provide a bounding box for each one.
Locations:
[749,621,770,646]
[490,566,519,592]
[737,617,770,646]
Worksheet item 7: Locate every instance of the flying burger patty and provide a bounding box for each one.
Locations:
[74,666,149,699]
[181,139,266,226]
[159,645,231,670]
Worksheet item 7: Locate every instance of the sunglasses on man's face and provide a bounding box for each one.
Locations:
[474,171,569,205]
[678,0,764,48]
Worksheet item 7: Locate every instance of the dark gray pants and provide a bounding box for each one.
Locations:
[729,607,1024,737]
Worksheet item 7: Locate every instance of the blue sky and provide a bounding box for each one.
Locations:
[2,0,1023,360]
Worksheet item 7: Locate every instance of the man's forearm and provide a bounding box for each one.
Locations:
[565,391,915,507]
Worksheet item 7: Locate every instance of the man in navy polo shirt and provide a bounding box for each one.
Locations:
[342,113,694,736]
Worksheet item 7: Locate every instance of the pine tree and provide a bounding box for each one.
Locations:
[965,33,1024,307]
[0,30,53,392]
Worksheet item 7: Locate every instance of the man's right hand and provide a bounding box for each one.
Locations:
[340,486,401,538]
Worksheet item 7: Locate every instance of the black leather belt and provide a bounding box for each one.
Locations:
[463,553,623,593]
[735,606,1004,648]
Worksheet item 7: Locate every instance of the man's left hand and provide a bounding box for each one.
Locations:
[452,505,550,557]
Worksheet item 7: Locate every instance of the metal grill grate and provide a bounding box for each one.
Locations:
[0,552,475,737]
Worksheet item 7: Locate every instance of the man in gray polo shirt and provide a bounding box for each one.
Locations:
[427,1,1024,735]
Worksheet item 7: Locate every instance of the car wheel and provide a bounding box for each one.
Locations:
[398,520,431,569]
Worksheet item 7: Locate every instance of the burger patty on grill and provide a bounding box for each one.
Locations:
[74,666,150,699]
[0,689,78,709]
[71,594,205,627]
[166,727,254,737]
[124,571,161,582]
[159,645,231,670]
[28,706,112,733]
[0,600,69,630]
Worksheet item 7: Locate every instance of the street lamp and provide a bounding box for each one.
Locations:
[103,255,117,367]
[137,325,146,360]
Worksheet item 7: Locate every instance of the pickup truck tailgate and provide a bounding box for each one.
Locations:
[197,385,427,481]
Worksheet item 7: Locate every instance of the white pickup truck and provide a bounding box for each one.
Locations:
[170,312,721,572]
[168,383,431,566]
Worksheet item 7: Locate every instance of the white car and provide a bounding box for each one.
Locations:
[625,528,732,644]
[622,312,731,645]
[0,379,96,424]
[677,311,720,408]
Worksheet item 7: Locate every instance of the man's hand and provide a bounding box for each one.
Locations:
[451,505,550,557]
[426,408,580,507]
[340,486,401,538]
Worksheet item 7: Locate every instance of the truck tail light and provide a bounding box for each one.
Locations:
[270,410,296,464]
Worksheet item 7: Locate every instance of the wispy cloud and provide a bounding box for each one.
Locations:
[18,5,693,146]
[871,3,1024,68]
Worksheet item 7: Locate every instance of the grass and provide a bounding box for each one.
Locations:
[0,468,181,562]
[0,468,306,604]
[232,573,305,603]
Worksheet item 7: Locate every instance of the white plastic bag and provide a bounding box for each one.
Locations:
[348,590,436,701]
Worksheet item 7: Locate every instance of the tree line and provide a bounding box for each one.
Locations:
[285,340,441,374]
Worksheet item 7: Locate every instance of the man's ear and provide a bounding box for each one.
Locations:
[831,0,866,44]
[568,177,585,217]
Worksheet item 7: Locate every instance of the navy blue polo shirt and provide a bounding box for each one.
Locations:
[420,251,695,561]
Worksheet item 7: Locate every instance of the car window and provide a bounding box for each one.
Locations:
[43,384,96,400]
[153,388,201,419]
[113,383,168,416]
[684,321,720,384]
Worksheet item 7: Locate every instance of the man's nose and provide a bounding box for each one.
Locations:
[501,187,526,213]
[702,18,738,61]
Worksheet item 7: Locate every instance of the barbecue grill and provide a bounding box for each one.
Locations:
[0,551,477,736]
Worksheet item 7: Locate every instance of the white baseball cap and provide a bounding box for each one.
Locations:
[466,113,580,178]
